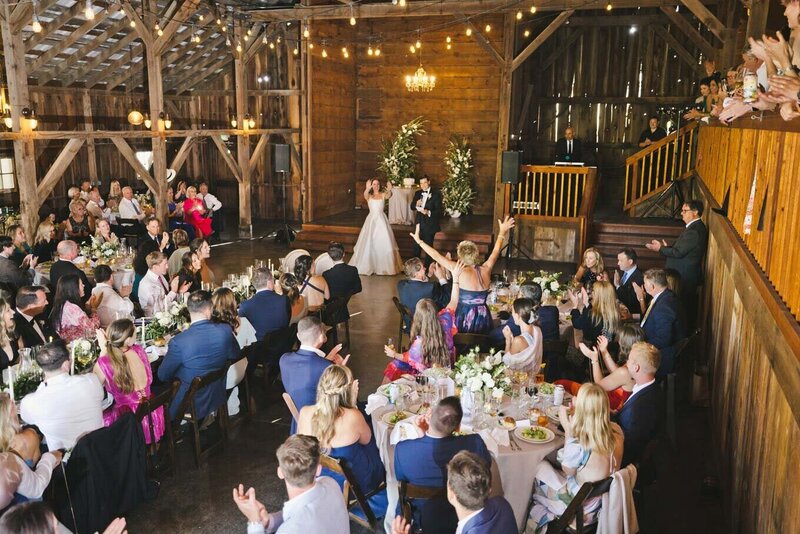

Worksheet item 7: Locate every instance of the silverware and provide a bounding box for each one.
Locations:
[508,433,521,451]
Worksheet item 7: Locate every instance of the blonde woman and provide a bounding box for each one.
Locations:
[93,319,164,444]
[0,393,62,503]
[32,220,58,263]
[410,216,516,333]
[296,365,385,495]
[0,298,19,374]
[94,218,119,245]
[526,383,624,532]
[568,280,620,346]
[64,199,94,245]
[573,247,605,288]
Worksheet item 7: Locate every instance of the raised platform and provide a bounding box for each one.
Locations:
[292,210,495,258]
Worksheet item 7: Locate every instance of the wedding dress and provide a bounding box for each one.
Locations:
[349,197,402,275]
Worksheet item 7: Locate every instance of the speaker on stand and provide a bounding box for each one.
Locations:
[500,151,537,265]
[266,144,297,244]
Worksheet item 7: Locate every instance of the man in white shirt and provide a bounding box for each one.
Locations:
[92,264,134,327]
[138,251,189,316]
[198,182,223,236]
[118,186,146,225]
[19,340,104,450]
[85,189,111,222]
[232,434,349,534]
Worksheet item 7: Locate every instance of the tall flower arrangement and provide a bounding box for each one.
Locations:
[442,136,476,216]
[378,117,425,186]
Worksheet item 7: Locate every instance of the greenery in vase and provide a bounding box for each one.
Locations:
[522,270,565,301]
[453,347,511,399]
[71,338,100,374]
[378,117,426,186]
[2,369,45,402]
[146,302,189,339]
[442,136,476,215]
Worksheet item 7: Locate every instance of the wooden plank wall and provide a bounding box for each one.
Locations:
[353,15,504,215]
[307,21,357,220]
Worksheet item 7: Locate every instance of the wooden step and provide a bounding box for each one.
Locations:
[588,218,686,271]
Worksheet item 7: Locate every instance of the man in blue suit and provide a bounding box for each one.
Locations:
[158,290,240,420]
[615,342,663,467]
[397,258,451,330]
[640,268,686,378]
[279,316,349,433]
[394,397,491,533]
[239,267,291,340]
[447,451,516,534]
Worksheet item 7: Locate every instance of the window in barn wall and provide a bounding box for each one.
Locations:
[0,158,15,191]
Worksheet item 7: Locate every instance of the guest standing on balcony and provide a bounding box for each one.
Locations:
[637,117,667,148]
[554,126,584,163]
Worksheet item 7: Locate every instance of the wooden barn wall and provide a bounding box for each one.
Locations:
[353,15,504,215]
[512,10,705,174]
[307,21,357,220]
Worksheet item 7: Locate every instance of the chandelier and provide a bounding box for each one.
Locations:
[406,66,435,92]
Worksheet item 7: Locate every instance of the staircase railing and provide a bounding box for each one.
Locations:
[624,121,699,215]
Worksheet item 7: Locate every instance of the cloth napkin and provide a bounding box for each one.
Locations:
[477,427,511,457]
[389,417,424,446]
[365,394,388,415]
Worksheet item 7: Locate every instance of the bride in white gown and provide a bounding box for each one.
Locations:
[349,179,403,275]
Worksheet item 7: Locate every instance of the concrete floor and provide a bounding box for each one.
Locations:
[125,228,726,533]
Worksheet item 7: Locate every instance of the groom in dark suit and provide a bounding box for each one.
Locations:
[411,175,442,267]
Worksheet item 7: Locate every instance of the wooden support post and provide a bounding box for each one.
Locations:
[659,6,716,59]
[36,139,85,199]
[210,136,242,181]
[1,1,38,238]
[285,27,303,222]
[493,13,515,233]
[679,0,727,42]
[188,97,202,178]
[234,23,252,237]
[745,0,770,39]
[82,91,98,184]
[301,23,312,223]
[110,137,159,193]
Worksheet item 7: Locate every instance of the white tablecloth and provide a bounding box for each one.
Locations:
[34,261,134,293]
[371,396,564,532]
[388,187,418,225]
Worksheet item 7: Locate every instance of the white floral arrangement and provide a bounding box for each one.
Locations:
[378,117,425,186]
[524,270,565,301]
[232,275,254,304]
[453,347,512,399]
[135,192,153,210]
[82,236,121,261]
[442,136,477,215]
[146,302,189,339]
[71,338,99,374]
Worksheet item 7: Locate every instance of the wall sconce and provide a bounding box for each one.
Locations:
[244,113,256,130]
[157,111,172,130]
[248,114,256,129]
[1,109,12,129]
[143,113,152,129]
[163,112,172,129]
[21,107,37,129]
[230,115,238,128]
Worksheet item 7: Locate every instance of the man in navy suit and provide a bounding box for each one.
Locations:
[279,316,349,433]
[239,267,291,340]
[394,397,491,533]
[397,257,450,329]
[133,217,173,276]
[322,242,361,324]
[613,248,645,317]
[158,290,240,420]
[615,342,663,467]
[640,268,686,377]
[446,451,516,534]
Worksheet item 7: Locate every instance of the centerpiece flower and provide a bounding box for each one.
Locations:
[453,347,512,399]
[146,301,189,340]
[71,338,99,374]
[523,270,565,301]
[378,117,425,187]
[442,136,476,218]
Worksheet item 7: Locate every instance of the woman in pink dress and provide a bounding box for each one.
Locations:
[182,186,213,238]
[49,274,100,342]
[93,319,164,444]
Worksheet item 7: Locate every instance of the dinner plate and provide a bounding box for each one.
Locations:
[381,410,413,427]
[377,382,412,399]
[545,405,561,424]
[515,425,555,444]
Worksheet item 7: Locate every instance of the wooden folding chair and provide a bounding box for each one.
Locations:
[282,392,300,423]
[135,380,180,477]
[321,295,353,348]
[392,296,413,350]
[399,481,446,532]
[453,332,491,353]
[544,476,615,533]
[321,454,385,530]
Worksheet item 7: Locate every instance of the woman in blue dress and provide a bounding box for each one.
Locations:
[296,365,385,496]
[409,216,516,334]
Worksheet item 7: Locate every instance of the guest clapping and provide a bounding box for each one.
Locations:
[49,274,100,342]
[573,247,605,288]
[138,252,190,317]
[94,219,119,245]
[501,298,543,373]
[91,265,134,327]
[174,252,202,294]
[294,254,330,310]
[569,280,619,347]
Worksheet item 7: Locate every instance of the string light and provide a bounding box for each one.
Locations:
[367,44,374,56]
[198,14,204,21]
[349,4,356,26]
[375,46,381,56]
[516,11,523,20]
[399,0,406,6]
[293,47,299,55]
[243,34,249,42]
[446,36,451,43]
[466,28,472,37]
[303,23,310,39]
[216,18,222,25]
[247,28,252,36]
[262,34,268,44]
[416,39,421,49]
[31,1,43,33]
[524,29,531,37]
[530,5,537,14]
[606,3,613,11]
[409,45,416,53]
[485,24,491,33]
[84,0,94,20]
[130,20,136,28]
[308,42,314,49]
[269,41,275,49]
[446,43,451,50]
[342,47,349,58]
[236,42,243,53]
[322,48,328,58]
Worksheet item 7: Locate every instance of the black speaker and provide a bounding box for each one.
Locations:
[501,151,521,184]
[274,144,290,173]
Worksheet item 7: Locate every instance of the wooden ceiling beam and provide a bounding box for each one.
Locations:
[11,0,59,34]
[512,9,573,72]
[24,1,86,52]
[653,25,706,75]
[456,14,503,67]
[68,31,139,86]
[35,138,85,199]
[210,135,242,181]
[163,35,229,92]
[168,48,231,94]
[0,127,300,141]
[120,0,154,48]
[660,6,716,58]
[679,0,726,42]
[111,136,159,192]
[154,0,202,55]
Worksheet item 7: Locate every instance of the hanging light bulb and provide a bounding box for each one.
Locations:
[216,18,222,25]
[416,39,421,49]
[308,42,314,50]
[247,28,252,36]
[32,14,43,33]
[198,14,204,21]
[465,28,472,37]
[262,33,268,44]
[248,115,255,129]
[342,47,349,59]
[84,0,94,20]
[130,20,136,28]
[524,29,531,38]
[269,41,275,50]
[155,23,163,37]
[409,44,415,53]
[243,35,249,42]
[485,24,491,33]
[350,15,356,26]
[236,42,243,53]
[446,36,451,43]
[277,36,281,43]
[399,0,406,5]
[293,47,299,55]
[143,113,151,129]
[516,11,523,20]
[230,114,238,128]
[2,109,12,129]
[303,24,310,39]
[530,5,537,14]
[322,47,328,58]
[446,43,451,50]
[225,36,231,47]
[368,45,374,56]
[375,46,381,56]
[606,3,613,11]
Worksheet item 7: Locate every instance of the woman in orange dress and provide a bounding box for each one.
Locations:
[182,186,213,238]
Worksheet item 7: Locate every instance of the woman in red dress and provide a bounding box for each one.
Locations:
[182,186,213,238]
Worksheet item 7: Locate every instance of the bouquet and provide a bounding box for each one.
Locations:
[442,136,476,215]
[524,270,565,301]
[71,338,99,374]
[146,301,189,339]
[135,193,154,210]
[82,236,121,262]
[453,347,512,399]
[378,117,425,186]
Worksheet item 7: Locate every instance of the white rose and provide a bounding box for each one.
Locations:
[79,340,91,352]
[550,281,560,291]
[492,388,504,400]
[481,373,495,389]
[467,376,483,392]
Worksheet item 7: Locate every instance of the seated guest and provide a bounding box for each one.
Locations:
[174,180,187,202]
[322,241,362,324]
[502,298,543,373]
[397,257,450,329]
[559,324,646,411]
[554,126,584,163]
[297,365,385,497]
[133,216,172,277]
[7,225,32,267]
[14,285,54,348]
[637,116,667,148]
[79,179,92,201]
[294,254,330,310]
[108,180,122,201]
[490,283,558,347]
[280,316,349,433]
[19,340,104,450]
[190,237,215,284]
[182,186,213,239]
[640,268,686,377]
[168,229,191,278]
[614,342,662,466]
[158,290,240,420]
[94,219,119,246]
[138,252,190,317]
[93,319,163,444]
[91,265,134,327]
[85,188,110,222]
[527,383,624,531]
[64,199,94,245]
[211,287,240,334]
[232,434,349,533]
[1,392,45,468]
[198,182,223,235]
[49,240,92,302]
[32,220,58,263]
[383,262,462,382]
[0,298,19,374]
[173,252,202,294]
[613,248,644,316]
[57,186,81,223]
[569,280,619,347]
[394,397,491,531]
[573,247,605,289]
[0,235,36,289]
[166,186,195,238]
[239,267,290,340]
[410,217,516,334]
[118,186,146,229]
[49,274,99,342]
[280,273,308,325]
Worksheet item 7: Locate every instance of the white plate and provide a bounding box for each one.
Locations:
[377,382,412,399]
[381,410,413,427]
[515,425,555,444]
[545,405,561,424]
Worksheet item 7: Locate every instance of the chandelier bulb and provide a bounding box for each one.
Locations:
[84,0,94,20]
